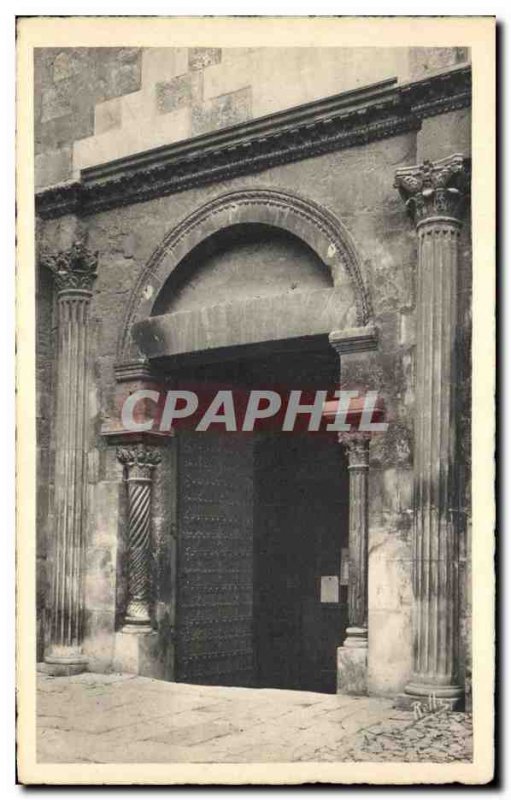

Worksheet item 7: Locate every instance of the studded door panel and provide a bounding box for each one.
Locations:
[176,432,254,686]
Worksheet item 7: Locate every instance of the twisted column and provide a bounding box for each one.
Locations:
[41,242,97,674]
[395,154,470,708]
[117,444,161,629]
[339,433,370,651]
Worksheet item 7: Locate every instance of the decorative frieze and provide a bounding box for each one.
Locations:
[395,154,471,709]
[41,242,97,674]
[117,443,161,629]
[36,65,471,220]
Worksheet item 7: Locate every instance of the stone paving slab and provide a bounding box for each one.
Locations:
[36,672,473,764]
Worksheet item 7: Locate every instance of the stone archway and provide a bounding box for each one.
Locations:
[108,187,378,693]
[116,188,373,365]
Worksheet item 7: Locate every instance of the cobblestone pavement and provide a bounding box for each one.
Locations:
[37,672,472,764]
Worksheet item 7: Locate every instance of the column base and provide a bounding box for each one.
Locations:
[337,628,368,695]
[113,629,167,680]
[395,681,465,712]
[43,652,88,677]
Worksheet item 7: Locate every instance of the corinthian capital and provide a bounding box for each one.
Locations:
[394,154,471,225]
[40,241,98,292]
[117,443,161,480]
[338,432,370,467]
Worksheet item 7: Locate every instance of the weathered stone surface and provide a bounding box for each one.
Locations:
[113,631,170,680]
[36,673,472,763]
[35,145,73,188]
[191,86,251,135]
[156,74,191,114]
[188,47,222,71]
[94,97,122,135]
[337,646,368,695]
[408,46,468,80]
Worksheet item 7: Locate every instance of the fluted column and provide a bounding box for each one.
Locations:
[395,154,470,708]
[117,443,161,630]
[339,433,370,651]
[41,242,97,674]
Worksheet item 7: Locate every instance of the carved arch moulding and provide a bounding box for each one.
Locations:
[116,188,373,365]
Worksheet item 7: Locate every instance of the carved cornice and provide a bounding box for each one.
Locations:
[394,153,471,225]
[36,180,82,220]
[40,241,98,293]
[36,65,471,220]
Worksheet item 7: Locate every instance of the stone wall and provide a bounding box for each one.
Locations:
[35,46,469,188]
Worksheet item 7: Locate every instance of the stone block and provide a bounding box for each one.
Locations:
[53,50,82,82]
[73,106,190,172]
[203,52,253,100]
[188,48,222,71]
[141,47,188,85]
[99,60,141,100]
[94,97,122,135]
[84,546,117,611]
[113,630,170,680]
[417,109,471,163]
[367,608,413,695]
[35,146,73,189]
[368,533,413,613]
[41,80,74,122]
[83,610,116,672]
[156,74,191,114]
[337,645,367,695]
[191,87,251,136]
[408,47,468,80]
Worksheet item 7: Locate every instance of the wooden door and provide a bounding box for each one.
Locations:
[175,431,255,686]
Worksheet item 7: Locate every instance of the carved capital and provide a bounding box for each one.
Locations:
[394,154,470,225]
[338,432,370,468]
[41,241,98,293]
[117,443,161,480]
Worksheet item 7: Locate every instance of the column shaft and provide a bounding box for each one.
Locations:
[413,219,460,690]
[342,435,370,648]
[117,444,161,631]
[41,243,97,674]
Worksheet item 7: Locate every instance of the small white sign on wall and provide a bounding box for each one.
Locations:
[320,575,339,604]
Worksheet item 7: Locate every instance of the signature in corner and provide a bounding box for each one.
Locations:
[412,693,450,721]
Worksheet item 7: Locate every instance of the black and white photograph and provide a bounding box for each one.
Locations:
[15,14,495,786]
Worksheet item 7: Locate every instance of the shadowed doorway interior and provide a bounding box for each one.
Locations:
[173,347,349,694]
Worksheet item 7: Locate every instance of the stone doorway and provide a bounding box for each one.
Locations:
[172,345,349,693]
